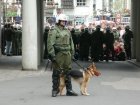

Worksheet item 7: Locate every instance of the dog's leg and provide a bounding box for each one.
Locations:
[84,78,90,96]
[80,82,87,95]
[59,77,65,96]
[59,85,65,96]
[80,72,87,95]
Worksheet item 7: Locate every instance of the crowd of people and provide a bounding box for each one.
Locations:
[1,21,133,62]
[44,23,133,62]
[1,23,22,56]
[73,25,133,62]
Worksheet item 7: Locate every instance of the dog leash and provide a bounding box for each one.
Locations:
[73,60,95,70]
[73,60,86,70]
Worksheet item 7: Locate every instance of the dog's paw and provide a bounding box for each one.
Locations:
[85,93,90,96]
[81,92,88,96]
[60,93,65,96]
[60,94,65,96]
[81,92,90,96]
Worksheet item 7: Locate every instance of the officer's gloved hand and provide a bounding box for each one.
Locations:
[49,55,56,62]
[51,56,56,62]
[72,56,77,62]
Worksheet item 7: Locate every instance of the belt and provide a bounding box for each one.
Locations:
[54,45,70,52]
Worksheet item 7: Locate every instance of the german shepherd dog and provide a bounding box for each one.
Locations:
[59,63,101,96]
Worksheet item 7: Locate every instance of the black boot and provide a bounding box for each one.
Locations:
[65,71,78,96]
[66,90,78,96]
[52,70,60,97]
[52,90,59,97]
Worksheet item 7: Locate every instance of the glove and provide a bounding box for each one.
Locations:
[48,55,56,62]
[72,56,77,61]
[51,57,56,62]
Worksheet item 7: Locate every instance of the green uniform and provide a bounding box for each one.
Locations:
[48,23,78,97]
[47,25,74,71]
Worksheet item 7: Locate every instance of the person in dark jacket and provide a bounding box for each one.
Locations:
[71,28,79,60]
[4,24,13,56]
[91,25,104,62]
[12,27,22,55]
[103,27,115,61]
[79,28,91,61]
[122,26,133,60]
[43,26,50,59]
[1,25,6,55]
[71,28,77,51]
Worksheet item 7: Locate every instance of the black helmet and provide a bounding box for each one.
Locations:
[71,28,75,33]
[96,25,101,29]
[125,25,130,30]
[106,27,110,31]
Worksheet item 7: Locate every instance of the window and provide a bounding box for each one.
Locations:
[77,0,86,6]
[16,0,21,2]
[47,0,53,2]
[75,17,85,25]
[61,0,74,9]
[16,0,22,3]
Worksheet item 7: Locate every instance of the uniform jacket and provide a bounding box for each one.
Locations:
[47,25,74,58]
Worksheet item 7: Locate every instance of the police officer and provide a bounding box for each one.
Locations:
[91,25,104,62]
[122,26,133,60]
[47,14,78,97]
[103,27,115,61]
[79,28,91,61]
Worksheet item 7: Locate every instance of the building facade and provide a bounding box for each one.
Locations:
[43,0,131,27]
[1,0,22,23]
[44,0,93,27]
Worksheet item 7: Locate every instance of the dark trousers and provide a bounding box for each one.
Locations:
[124,43,131,59]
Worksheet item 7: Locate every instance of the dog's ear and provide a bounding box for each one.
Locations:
[86,70,92,77]
[90,69,95,76]
[92,62,95,66]
[92,62,95,65]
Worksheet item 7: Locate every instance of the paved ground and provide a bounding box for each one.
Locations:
[0,56,140,105]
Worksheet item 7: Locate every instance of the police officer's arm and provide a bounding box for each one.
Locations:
[47,29,57,58]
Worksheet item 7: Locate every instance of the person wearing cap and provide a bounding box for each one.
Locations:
[122,26,133,60]
[47,14,78,97]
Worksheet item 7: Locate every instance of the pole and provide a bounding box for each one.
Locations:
[3,0,5,26]
[0,0,2,56]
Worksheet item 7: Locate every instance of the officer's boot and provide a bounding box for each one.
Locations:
[65,71,78,96]
[52,70,60,97]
